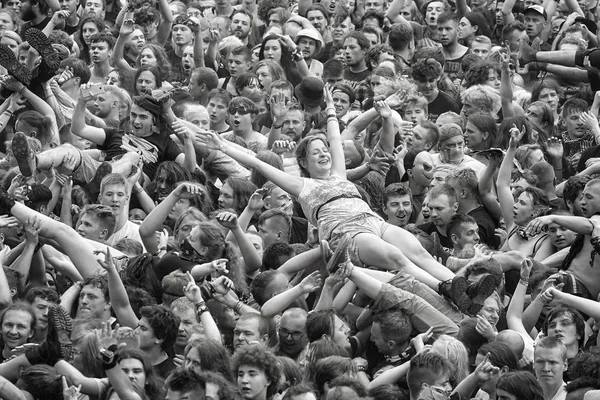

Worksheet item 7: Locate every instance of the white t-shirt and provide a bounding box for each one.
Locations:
[107,220,146,252]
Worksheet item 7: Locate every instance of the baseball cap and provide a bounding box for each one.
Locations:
[523,5,547,19]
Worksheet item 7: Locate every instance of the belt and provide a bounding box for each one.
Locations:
[315,193,362,220]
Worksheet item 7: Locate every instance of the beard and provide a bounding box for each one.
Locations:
[20,6,35,21]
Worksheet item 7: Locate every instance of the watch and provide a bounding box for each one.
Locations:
[98,344,119,369]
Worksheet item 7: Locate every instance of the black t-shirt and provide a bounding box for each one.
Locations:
[418,221,453,255]
[21,16,51,34]
[428,90,460,122]
[444,49,470,81]
[469,205,500,249]
[343,68,371,89]
[577,144,600,172]
[154,357,177,380]
[165,43,187,86]
[100,128,182,179]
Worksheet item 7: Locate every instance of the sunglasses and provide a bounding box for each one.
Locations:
[228,106,253,115]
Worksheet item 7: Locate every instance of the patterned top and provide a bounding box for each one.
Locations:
[297,175,379,240]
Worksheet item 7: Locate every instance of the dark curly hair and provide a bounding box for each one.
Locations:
[257,0,289,23]
[232,344,281,398]
[463,60,501,89]
[139,305,180,351]
[411,58,443,81]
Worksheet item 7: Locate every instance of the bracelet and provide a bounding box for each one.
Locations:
[357,364,367,372]
[133,184,144,195]
[196,302,209,315]
[234,301,243,314]
[327,114,336,119]
[326,108,336,115]
[519,278,529,287]
[272,121,283,129]
[4,110,12,117]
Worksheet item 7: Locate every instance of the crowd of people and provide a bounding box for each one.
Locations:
[0,0,598,397]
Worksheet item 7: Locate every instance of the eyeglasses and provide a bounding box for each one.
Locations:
[228,106,253,115]
[279,328,304,341]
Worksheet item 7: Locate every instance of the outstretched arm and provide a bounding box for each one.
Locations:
[196,131,305,197]
[96,248,139,329]
[323,86,347,178]
[71,88,108,144]
[497,125,524,231]
[261,271,322,318]
[112,19,137,73]
[156,0,174,45]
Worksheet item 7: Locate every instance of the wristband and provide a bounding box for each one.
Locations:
[519,278,529,287]
[196,302,209,315]
[272,121,284,129]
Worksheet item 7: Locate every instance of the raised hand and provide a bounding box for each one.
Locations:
[172,119,195,141]
[7,93,25,113]
[173,182,204,200]
[494,228,508,248]
[525,215,553,237]
[0,215,18,229]
[120,17,135,35]
[210,275,235,294]
[368,151,392,174]
[50,10,69,25]
[24,216,42,244]
[272,140,296,155]
[1,75,23,93]
[520,258,533,280]
[411,326,434,353]
[323,83,335,110]
[270,91,288,121]
[374,100,392,119]
[94,247,116,271]
[209,259,229,274]
[385,89,407,109]
[298,271,323,294]
[158,228,169,250]
[8,174,28,196]
[509,124,526,149]
[474,353,500,383]
[183,271,204,304]
[95,321,120,349]
[56,67,74,86]
[216,211,239,230]
[277,34,296,49]
[247,188,267,212]
[580,111,599,130]
[62,376,82,400]
[539,282,565,306]
[196,130,225,151]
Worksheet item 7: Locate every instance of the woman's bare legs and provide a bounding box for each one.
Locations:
[8,201,102,278]
[352,232,472,313]
[382,225,454,281]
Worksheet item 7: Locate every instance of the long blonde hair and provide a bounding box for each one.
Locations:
[431,334,470,385]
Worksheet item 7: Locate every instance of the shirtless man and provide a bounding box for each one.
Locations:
[526,178,600,299]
